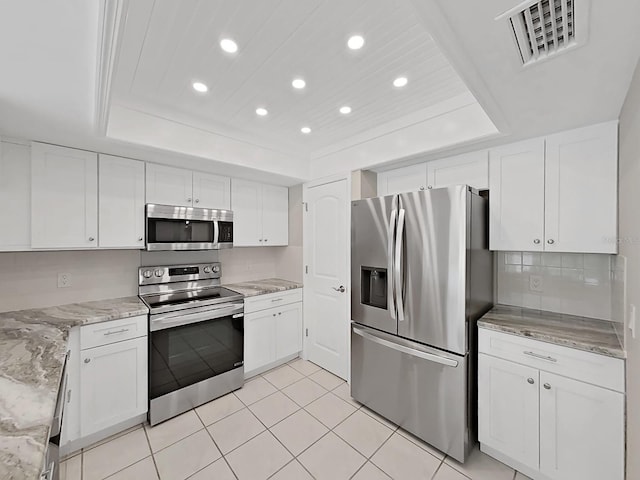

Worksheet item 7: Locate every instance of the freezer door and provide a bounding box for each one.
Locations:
[351,324,470,461]
[351,195,398,334]
[397,186,469,354]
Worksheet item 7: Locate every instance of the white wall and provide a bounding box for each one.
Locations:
[0,250,140,313]
[618,56,640,480]
[496,251,616,321]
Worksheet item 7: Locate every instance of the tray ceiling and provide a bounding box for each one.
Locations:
[111,0,478,156]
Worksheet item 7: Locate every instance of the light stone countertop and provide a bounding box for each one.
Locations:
[224,278,303,297]
[0,296,148,480]
[478,305,625,359]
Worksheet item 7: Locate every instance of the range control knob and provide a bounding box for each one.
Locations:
[143,270,153,279]
[154,269,164,278]
[203,266,211,273]
[212,265,220,273]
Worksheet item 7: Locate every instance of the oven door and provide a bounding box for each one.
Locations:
[149,302,244,403]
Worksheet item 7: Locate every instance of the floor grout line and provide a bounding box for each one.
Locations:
[141,426,162,480]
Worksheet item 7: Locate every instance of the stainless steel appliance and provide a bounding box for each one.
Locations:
[145,204,233,251]
[139,263,244,425]
[350,185,493,462]
[42,352,68,480]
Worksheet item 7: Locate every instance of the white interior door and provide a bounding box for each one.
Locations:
[303,178,349,379]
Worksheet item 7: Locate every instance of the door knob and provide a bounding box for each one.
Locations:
[333,286,346,293]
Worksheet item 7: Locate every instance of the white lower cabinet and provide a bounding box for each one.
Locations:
[80,336,147,436]
[243,290,303,376]
[478,329,625,480]
[61,316,148,453]
[478,354,540,471]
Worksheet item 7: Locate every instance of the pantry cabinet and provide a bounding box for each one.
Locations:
[489,121,618,254]
[243,289,303,376]
[232,179,288,246]
[0,140,31,251]
[146,163,230,210]
[478,328,624,480]
[31,143,98,249]
[98,155,146,248]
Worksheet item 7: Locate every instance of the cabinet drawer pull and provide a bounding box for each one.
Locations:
[104,328,129,336]
[271,298,284,302]
[523,351,557,363]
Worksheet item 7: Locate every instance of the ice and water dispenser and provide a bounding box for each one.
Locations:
[361,267,387,309]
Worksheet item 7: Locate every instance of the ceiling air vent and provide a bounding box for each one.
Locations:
[497,0,588,66]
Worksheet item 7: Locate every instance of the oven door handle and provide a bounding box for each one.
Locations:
[150,303,244,332]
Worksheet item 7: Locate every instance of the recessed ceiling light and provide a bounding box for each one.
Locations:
[292,78,306,89]
[339,106,352,115]
[347,35,365,50]
[300,126,311,134]
[192,81,208,93]
[393,76,408,88]
[256,107,268,116]
[220,38,238,54]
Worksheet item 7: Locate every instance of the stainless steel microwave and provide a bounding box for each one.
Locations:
[145,204,233,251]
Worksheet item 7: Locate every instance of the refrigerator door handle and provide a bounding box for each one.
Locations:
[352,326,458,367]
[387,209,397,320]
[395,207,406,322]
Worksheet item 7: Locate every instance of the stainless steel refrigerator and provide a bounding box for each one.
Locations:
[350,185,493,462]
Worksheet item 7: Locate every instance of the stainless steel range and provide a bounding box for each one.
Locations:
[138,263,244,426]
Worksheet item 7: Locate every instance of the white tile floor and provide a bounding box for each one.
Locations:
[60,358,531,480]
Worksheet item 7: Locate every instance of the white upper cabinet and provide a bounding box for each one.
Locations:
[146,164,231,210]
[489,138,546,252]
[427,150,489,190]
[261,184,289,246]
[31,143,98,249]
[145,163,193,207]
[377,163,428,196]
[192,172,231,210]
[0,140,31,251]
[232,179,288,246]
[99,155,145,249]
[489,122,618,254]
[544,122,618,254]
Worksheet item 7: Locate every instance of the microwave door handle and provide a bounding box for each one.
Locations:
[213,220,220,246]
[395,206,406,322]
[387,209,397,320]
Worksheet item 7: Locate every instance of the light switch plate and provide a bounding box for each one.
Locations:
[529,274,543,293]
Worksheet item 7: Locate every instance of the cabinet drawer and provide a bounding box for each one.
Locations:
[244,289,303,314]
[81,315,148,350]
[479,329,625,393]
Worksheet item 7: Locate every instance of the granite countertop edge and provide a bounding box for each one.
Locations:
[223,278,303,297]
[0,296,149,480]
[478,305,625,360]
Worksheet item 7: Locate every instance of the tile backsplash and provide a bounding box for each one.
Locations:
[496,251,617,321]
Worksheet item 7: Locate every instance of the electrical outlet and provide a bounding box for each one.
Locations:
[529,274,543,293]
[57,273,72,288]
[630,304,637,339]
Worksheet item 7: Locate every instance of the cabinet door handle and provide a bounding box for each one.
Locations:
[187,198,192,203]
[66,389,72,403]
[527,378,535,384]
[104,328,129,336]
[523,351,557,363]
[195,199,200,203]
[278,312,282,315]
[547,239,555,245]
[264,239,268,242]
[84,358,91,364]
[88,237,95,242]
[138,237,143,242]
[419,186,425,191]
[544,383,551,390]
[533,239,541,245]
